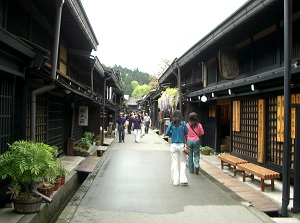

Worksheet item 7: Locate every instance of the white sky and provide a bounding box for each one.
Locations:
[80,0,249,75]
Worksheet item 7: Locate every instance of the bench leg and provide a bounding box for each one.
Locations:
[242,170,246,182]
[233,166,236,176]
[261,179,265,192]
[271,179,275,191]
[221,160,224,169]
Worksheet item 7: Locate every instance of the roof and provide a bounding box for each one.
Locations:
[127,98,141,106]
[159,0,276,83]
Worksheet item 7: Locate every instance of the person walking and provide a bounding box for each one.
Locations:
[132,113,142,143]
[116,113,126,143]
[127,112,134,134]
[186,112,204,175]
[165,110,188,186]
[143,112,151,134]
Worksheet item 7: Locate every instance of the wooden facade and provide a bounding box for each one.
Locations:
[0,0,124,156]
[157,0,300,212]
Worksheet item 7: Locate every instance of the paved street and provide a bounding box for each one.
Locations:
[57,130,272,223]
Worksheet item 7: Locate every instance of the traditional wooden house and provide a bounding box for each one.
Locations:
[158,0,300,213]
[0,0,124,156]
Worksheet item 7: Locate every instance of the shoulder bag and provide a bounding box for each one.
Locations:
[188,123,200,140]
[182,123,190,155]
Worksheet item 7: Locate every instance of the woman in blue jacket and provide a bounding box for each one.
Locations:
[165,110,188,186]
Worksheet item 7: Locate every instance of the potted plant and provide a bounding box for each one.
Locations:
[56,160,68,185]
[200,146,212,155]
[79,131,95,149]
[0,140,57,213]
[73,146,90,157]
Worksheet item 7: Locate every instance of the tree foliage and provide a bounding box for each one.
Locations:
[111,65,150,95]
[132,84,151,98]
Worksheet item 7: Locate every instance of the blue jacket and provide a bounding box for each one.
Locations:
[165,121,188,143]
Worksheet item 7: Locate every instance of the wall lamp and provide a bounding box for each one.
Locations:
[251,84,259,92]
[228,89,234,95]
[211,93,215,98]
[201,95,207,102]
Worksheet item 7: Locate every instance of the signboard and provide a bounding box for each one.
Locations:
[79,106,88,126]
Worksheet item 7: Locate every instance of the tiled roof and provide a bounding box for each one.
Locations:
[127,98,141,106]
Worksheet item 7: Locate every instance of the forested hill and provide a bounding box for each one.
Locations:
[112,65,150,95]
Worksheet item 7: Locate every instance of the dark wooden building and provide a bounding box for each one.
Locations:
[158,0,300,213]
[0,0,124,155]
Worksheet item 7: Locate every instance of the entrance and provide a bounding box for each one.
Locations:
[217,99,230,153]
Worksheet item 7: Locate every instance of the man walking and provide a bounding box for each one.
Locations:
[116,113,126,143]
[143,113,151,134]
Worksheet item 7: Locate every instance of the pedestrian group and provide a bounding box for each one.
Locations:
[116,109,204,187]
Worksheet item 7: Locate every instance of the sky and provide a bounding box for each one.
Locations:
[80,0,249,75]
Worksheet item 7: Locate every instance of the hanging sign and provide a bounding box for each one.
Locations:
[79,106,88,126]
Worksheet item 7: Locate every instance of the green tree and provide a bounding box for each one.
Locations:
[132,84,151,98]
[131,80,139,91]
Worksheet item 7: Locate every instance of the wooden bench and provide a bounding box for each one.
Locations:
[238,163,281,191]
[218,154,248,176]
[75,156,101,173]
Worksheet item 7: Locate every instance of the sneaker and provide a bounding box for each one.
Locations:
[180,182,188,186]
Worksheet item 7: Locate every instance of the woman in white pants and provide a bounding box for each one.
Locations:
[165,110,188,186]
[132,113,142,143]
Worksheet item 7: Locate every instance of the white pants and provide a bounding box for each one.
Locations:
[141,124,145,136]
[170,143,188,185]
[133,129,140,142]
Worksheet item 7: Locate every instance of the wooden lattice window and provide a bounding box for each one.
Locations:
[232,99,258,158]
[267,96,296,169]
[267,96,283,166]
[0,78,13,154]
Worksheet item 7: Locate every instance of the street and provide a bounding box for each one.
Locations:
[56,130,272,223]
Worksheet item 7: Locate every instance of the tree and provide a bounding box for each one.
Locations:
[132,84,151,98]
[149,75,159,89]
[131,80,139,91]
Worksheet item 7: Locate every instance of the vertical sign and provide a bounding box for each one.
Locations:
[232,100,240,132]
[79,106,88,126]
[291,94,296,139]
[257,99,265,163]
[277,95,284,142]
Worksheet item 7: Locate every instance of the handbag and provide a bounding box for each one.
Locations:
[182,124,190,155]
[183,144,191,155]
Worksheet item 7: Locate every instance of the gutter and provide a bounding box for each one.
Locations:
[31,0,64,141]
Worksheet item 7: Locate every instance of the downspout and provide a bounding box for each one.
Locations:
[281,0,292,217]
[102,75,113,145]
[31,0,64,141]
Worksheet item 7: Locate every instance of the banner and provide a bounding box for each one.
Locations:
[79,106,88,126]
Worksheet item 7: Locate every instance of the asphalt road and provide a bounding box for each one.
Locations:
[56,130,273,223]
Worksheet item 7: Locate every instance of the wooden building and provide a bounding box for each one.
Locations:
[0,0,124,156]
[158,0,300,213]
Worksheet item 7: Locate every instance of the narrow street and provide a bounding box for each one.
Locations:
[56,130,272,223]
